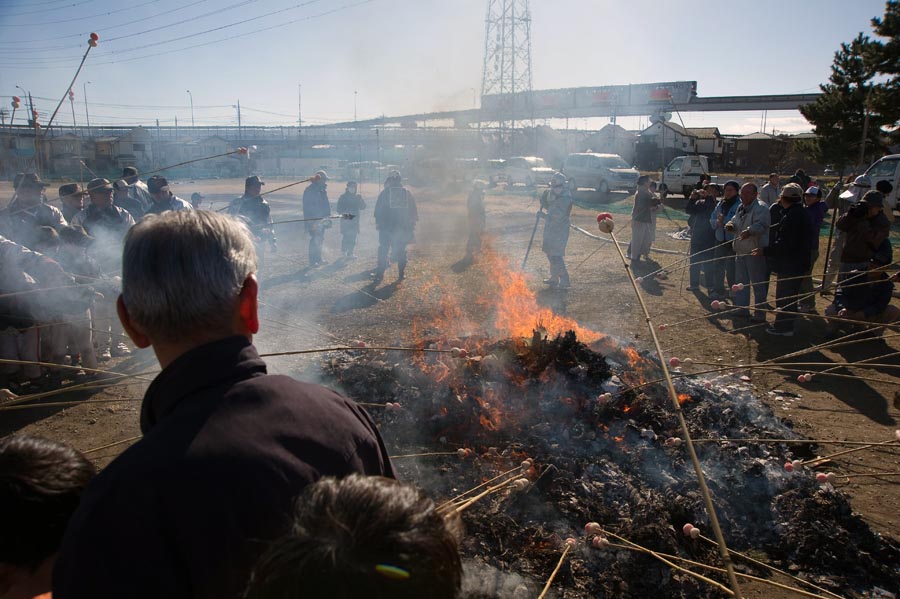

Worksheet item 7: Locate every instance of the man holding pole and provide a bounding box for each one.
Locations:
[726,182,770,322]
[539,172,573,289]
[303,170,331,267]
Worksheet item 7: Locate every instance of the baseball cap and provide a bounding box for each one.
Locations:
[87,178,114,193]
[58,183,87,198]
[780,183,804,200]
[191,192,204,201]
[315,170,329,181]
[18,173,50,190]
[804,186,820,197]
[245,175,265,187]
[859,190,884,208]
[147,176,169,194]
[123,166,139,177]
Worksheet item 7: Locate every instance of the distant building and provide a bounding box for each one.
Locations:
[583,124,637,164]
[635,121,697,169]
[731,132,786,173]
[685,127,724,169]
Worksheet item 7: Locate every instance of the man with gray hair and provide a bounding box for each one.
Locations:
[53,211,395,599]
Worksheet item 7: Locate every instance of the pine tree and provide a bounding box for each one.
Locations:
[868,0,900,144]
[799,33,888,171]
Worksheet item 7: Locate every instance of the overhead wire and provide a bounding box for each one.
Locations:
[0,0,210,49]
[0,0,162,27]
[0,0,373,70]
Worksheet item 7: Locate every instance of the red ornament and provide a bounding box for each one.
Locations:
[90,32,99,41]
[12,96,20,103]
[596,212,613,223]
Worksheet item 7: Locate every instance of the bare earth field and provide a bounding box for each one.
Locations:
[2,177,899,597]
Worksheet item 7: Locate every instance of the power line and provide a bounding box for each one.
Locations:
[0,0,96,17]
[0,0,209,48]
[0,0,162,27]
[0,0,375,70]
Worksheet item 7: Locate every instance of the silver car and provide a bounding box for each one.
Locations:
[563,153,640,195]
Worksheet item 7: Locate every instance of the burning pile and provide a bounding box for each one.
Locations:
[321,331,900,597]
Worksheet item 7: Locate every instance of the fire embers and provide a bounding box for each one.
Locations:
[321,333,900,596]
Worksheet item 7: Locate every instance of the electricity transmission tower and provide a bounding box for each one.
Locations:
[480,0,533,132]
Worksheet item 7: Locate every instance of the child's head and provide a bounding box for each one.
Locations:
[0,435,95,597]
[246,475,462,599]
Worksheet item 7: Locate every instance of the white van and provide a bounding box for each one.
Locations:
[562,153,640,195]
[863,154,899,211]
[660,155,713,198]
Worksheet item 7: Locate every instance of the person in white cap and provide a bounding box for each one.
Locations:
[822,175,871,292]
[303,170,331,266]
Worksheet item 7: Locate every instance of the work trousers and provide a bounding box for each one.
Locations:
[734,254,769,317]
[710,243,736,297]
[772,273,804,333]
[546,254,570,287]
[798,248,820,307]
[341,232,358,256]
[689,237,715,289]
[308,230,325,265]
[377,231,409,277]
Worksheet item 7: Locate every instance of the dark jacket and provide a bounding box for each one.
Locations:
[686,195,717,247]
[764,201,814,275]
[374,184,417,240]
[833,271,895,318]
[631,187,655,223]
[54,336,394,599]
[804,200,828,249]
[234,195,275,246]
[836,209,890,263]
[302,182,330,233]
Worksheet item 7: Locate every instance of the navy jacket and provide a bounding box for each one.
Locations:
[54,336,394,599]
[764,202,814,275]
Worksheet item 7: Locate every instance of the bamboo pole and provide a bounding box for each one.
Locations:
[436,465,524,512]
[83,434,142,455]
[607,227,743,598]
[536,543,573,599]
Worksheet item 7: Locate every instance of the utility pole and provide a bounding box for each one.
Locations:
[297,84,302,158]
[175,115,178,139]
[69,89,77,129]
[83,81,91,132]
[237,100,242,141]
[858,89,872,169]
[186,89,194,128]
[354,90,358,124]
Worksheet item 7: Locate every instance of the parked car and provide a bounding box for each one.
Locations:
[503,156,555,188]
[863,154,900,212]
[562,153,640,195]
[823,165,838,176]
[659,155,714,198]
[344,161,384,182]
[483,158,507,187]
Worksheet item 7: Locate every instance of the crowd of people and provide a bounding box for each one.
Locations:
[656,171,897,338]
[0,208,461,599]
[1,163,898,599]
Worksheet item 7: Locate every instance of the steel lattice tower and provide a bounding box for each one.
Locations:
[480,0,533,130]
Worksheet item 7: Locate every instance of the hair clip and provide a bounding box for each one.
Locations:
[375,564,410,580]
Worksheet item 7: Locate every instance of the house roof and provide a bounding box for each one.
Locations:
[594,124,636,138]
[640,121,694,137]
[685,127,720,139]
[738,132,780,140]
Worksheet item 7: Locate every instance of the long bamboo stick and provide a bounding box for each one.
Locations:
[607,227,744,598]
[536,543,573,599]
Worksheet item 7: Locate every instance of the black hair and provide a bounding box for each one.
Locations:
[245,475,462,599]
[637,175,651,187]
[876,180,893,195]
[0,435,95,569]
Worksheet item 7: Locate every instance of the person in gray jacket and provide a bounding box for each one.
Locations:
[726,182,771,321]
[540,172,573,289]
[759,173,780,206]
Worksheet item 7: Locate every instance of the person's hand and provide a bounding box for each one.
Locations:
[838,308,849,318]
[750,248,762,257]
[717,213,724,225]
[739,230,750,240]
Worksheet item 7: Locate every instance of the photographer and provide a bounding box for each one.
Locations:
[836,190,890,283]
[685,183,718,292]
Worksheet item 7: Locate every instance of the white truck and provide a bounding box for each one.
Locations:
[659,155,714,198]
[862,154,899,212]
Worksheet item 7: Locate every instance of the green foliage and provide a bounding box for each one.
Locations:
[800,2,900,167]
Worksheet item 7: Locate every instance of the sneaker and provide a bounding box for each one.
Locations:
[765,326,794,337]
[543,278,558,288]
[556,282,572,290]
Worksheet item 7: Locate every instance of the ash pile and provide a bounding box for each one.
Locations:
[321,331,900,598]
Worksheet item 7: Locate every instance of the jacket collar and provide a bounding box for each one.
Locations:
[140,335,267,433]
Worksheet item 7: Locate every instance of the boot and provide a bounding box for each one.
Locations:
[398,263,407,281]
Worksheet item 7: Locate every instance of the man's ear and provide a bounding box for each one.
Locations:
[238,275,259,335]
[117,295,151,349]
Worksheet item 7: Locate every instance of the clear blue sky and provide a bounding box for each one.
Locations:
[0,0,890,134]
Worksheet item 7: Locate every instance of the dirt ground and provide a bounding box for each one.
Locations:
[2,176,899,597]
